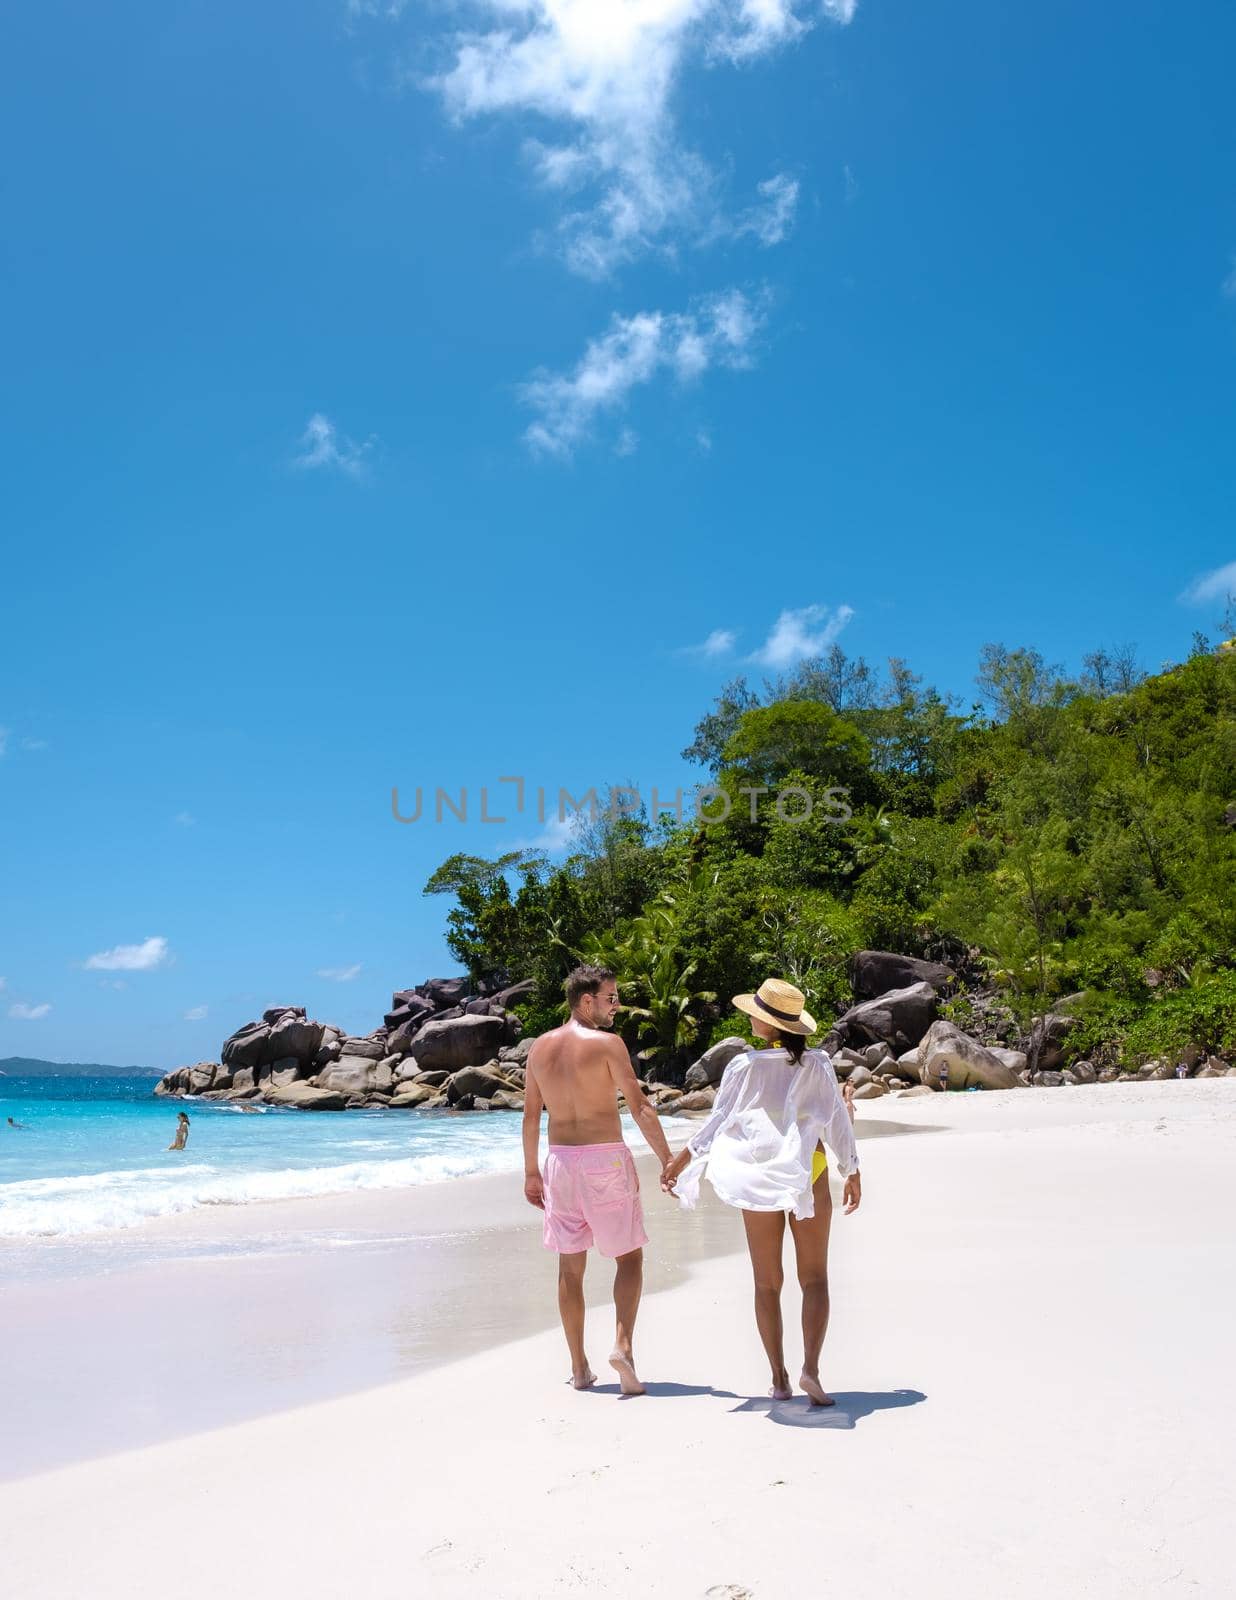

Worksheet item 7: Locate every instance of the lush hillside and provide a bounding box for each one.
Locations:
[0,1057,156,1078]
[423,636,1236,1079]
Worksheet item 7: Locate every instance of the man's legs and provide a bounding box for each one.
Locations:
[609,1247,645,1395]
[557,1251,594,1388]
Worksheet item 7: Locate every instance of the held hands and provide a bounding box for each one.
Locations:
[843,1172,862,1215]
[524,1172,545,1210]
[660,1148,691,1195]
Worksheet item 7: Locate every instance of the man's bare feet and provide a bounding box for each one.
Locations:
[799,1370,835,1407]
[609,1350,645,1396]
[569,1367,597,1390]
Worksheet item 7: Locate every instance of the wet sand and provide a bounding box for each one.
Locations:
[1,1118,923,1477]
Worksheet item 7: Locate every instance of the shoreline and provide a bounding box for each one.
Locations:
[0,1105,926,1263]
[5,1070,1219,1248]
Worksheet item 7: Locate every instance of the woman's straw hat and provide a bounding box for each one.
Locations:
[732,978,816,1036]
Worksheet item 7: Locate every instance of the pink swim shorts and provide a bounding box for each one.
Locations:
[542,1142,648,1259]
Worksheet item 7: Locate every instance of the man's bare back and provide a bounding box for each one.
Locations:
[525,1020,634,1146]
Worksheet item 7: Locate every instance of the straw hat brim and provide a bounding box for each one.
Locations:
[732,992,816,1036]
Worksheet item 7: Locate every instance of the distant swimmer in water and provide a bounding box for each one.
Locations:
[168,1111,190,1151]
[7,1116,28,1130]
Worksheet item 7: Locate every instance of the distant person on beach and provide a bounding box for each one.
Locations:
[168,1111,190,1151]
[7,1115,28,1130]
[662,978,862,1407]
[523,964,675,1397]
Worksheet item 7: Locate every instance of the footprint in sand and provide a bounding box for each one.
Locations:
[705,1586,754,1599]
[548,1465,612,1495]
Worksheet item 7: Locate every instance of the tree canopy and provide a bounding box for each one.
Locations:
[423,637,1236,1078]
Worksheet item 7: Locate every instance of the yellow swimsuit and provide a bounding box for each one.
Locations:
[811,1147,828,1184]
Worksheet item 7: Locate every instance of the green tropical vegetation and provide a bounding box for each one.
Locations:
[423,631,1236,1080]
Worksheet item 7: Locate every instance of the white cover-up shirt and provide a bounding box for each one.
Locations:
[675,1047,859,1221]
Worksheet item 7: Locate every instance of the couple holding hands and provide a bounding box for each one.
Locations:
[523,965,862,1404]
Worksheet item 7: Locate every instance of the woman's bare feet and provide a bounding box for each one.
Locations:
[799,1369,835,1407]
[609,1350,646,1396]
[768,1367,792,1401]
[569,1366,597,1390]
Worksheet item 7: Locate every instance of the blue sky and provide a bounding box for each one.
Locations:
[2,0,1234,1068]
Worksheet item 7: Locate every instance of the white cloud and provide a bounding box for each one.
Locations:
[539,812,580,852]
[175,811,195,827]
[0,977,6,990]
[98,979,127,991]
[347,0,408,18]
[9,1002,51,1021]
[682,627,738,657]
[713,0,806,61]
[1180,560,1236,606]
[293,414,374,478]
[734,172,799,245]
[84,936,171,972]
[317,963,363,982]
[184,1005,209,1021]
[428,1,855,276]
[1223,260,1236,299]
[747,603,854,667]
[1,731,49,756]
[522,287,764,455]
[512,811,581,855]
[614,426,640,457]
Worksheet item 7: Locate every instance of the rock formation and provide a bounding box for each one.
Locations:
[156,950,1231,1114]
[156,978,526,1113]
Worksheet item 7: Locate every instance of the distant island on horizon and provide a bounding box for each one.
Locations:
[0,1057,162,1079]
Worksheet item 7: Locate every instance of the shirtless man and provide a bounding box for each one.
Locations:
[523,964,674,1396]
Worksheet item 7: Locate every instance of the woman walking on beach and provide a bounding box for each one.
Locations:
[662,979,861,1406]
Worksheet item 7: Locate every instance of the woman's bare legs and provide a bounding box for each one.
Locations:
[788,1167,834,1405]
[742,1208,790,1397]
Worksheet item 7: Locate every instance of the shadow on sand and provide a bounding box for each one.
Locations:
[731,1387,927,1429]
[585,1379,744,1401]
[581,1380,926,1427]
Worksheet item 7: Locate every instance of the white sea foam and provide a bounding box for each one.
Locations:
[0,1114,696,1238]
[0,1146,527,1237]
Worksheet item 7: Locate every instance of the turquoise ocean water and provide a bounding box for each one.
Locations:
[0,1075,685,1239]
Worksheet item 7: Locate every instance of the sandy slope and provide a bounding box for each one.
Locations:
[3,1081,1233,1600]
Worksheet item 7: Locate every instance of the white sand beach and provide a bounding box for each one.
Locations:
[3,1080,1233,1600]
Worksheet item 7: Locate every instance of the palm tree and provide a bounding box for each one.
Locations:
[575,867,717,1077]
